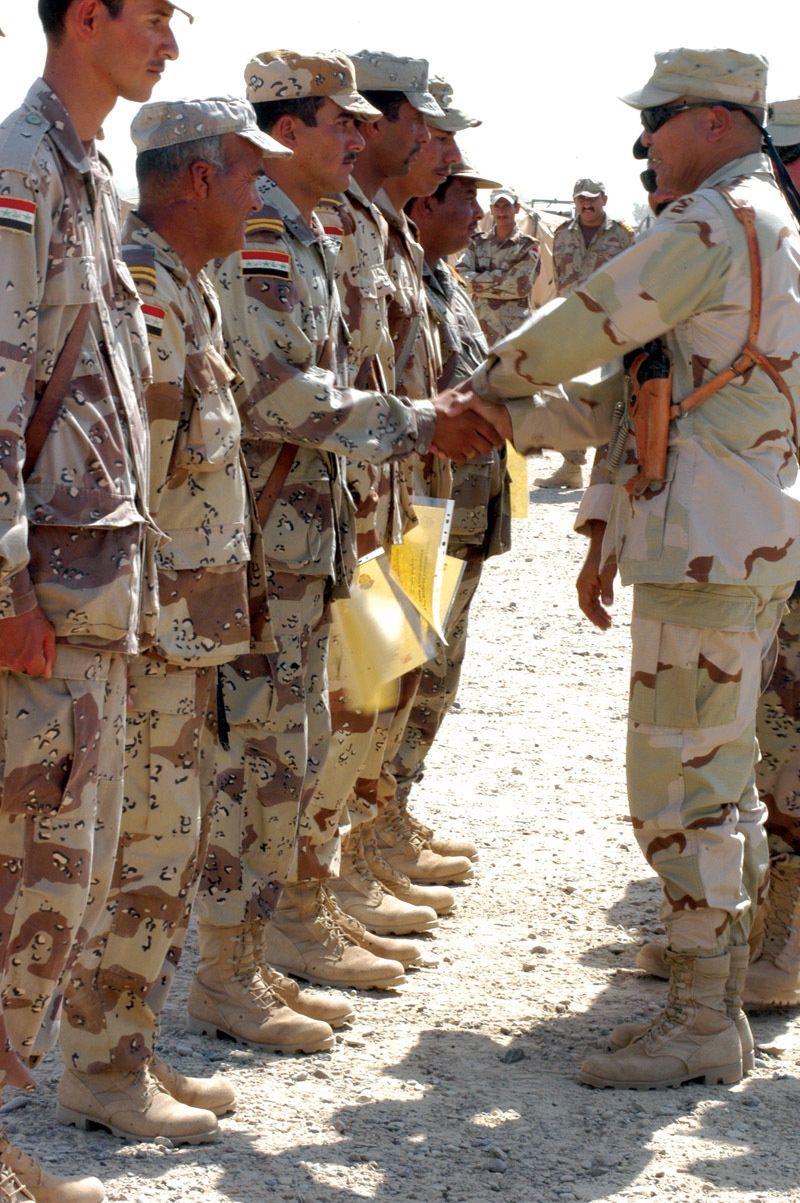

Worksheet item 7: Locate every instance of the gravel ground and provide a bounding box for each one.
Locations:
[4,451,800,1203]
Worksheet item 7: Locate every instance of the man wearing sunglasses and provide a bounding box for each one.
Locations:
[466,48,800,1090]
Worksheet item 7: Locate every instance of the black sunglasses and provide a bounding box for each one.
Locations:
[640,102,715,133]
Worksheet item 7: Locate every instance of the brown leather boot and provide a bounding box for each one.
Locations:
[744,852,800,1007]
[362,825,456,914]
[187,920,334,1053]
[323,886,423,968]
[264,881,406,990]
[262,962,355,1028]
[373,799,473,884]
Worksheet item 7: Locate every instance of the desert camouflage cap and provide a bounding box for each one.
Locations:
[449,157,501,190]
[622,48,767,114]
[768,98,800,147]
[573,178,605,196]
[245,50,381,121]
[428,76,480,133]
[490,187,518,204]
[350,50,444,119]
[131,96,291,158]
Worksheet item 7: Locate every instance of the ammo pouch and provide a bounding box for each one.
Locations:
[623,340,672,497]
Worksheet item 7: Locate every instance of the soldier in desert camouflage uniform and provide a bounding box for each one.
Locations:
[391,158,512,865]
[191,51,501,1018]
[534,178,633,489]
[456,186,540,345]
[55,96,285,1147]
[468,48,800,1090]
[0,2,182,1199]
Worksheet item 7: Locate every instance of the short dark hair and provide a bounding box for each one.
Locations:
[252,96,324,134]
[135,135,227,194]
[358,90,406,123]
[39,0,123,39]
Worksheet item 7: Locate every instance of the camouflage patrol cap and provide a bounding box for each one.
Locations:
[490,188,518,204]
[768,99,800,147]
[131,96,291,158]
[622,48,767,116]
[573,178,605,197]
[449,156,501,190]
[427,76,480,133]
[245,51,381,121]
[350,50,444,119]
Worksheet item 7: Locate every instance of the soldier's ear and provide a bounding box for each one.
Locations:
[271,114,299,149]
[189,159,214,199]
[68,0,107,42]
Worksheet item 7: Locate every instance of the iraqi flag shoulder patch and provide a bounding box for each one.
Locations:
[0,196,36,235]
[241,248,291,280]
[141,302,165,338]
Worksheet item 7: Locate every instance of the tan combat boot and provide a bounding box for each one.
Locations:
[323,886,423,968]
[331,829,438,934]
[1,1131,102,1202]
[187,920,334,1053]
[743,852,800,1007]
[56,1064,219,1144]
[361,824,457,914]
[533,459,584,489]
[151,1055,236,1117]
[262,962,355,1028]
[608,944,755,1074]
[374,799,474,884]
[264,881,406,990]
[393,792,479,862]
[579,951,742,1089]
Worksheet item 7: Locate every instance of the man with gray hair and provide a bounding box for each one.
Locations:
[56,96,282,1147]
[466,47,800,1089]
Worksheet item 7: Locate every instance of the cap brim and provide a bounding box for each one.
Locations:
[769,123,800,147]
[330,89,382,122]
[620,82,680,109]
[575,190,603,198]
[430,111,481,133]
[405,91,445,119]
[241,127,293,159]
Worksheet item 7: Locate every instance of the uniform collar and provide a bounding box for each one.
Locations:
[24,78,94,174]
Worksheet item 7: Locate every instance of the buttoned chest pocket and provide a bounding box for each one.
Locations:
[177,346,241,470]
[41,250,99,308]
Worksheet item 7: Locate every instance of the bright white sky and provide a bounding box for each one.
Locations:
[0,2,797,221]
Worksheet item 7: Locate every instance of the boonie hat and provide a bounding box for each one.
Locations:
[245,51,381,121]
[350,50,444,119]
[428,76,480,133]
[768,98,800,146]
[622,47,767,116]
[573,178,605,197]
[131,95,291,158]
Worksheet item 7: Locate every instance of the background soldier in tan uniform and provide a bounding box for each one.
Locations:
[456,186,540,345]
[535,177,633,489]
[0,1,181,1199]
[467,48,800,1090]
[56,95,283,1148]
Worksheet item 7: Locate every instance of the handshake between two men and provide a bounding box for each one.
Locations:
[429,385,513,462]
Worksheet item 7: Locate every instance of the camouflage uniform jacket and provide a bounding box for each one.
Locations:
[375,190,445,498]
[456,225,540,342]
[123,215,251,666]
[0,80,154,650]
[473,154,800,588]
[552,212,633,296]
[210,175,437,590]
[424,260,511,557]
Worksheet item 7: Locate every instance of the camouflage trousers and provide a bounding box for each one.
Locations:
[60,663,216,1074]
[348,664,425,828]
[627,581,792,955]
[0,648,126,1092]
[196,572,330,927]
[755,591,800,856]
[389,552,485,805]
